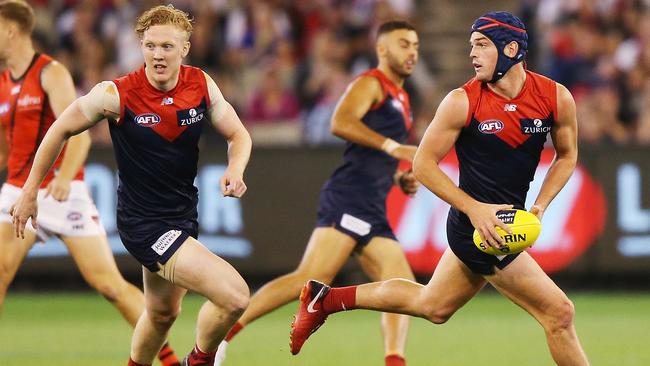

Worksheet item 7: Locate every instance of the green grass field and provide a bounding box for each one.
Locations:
[1,291,649,365]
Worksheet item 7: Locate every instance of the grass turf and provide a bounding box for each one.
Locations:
[1,291,649,365]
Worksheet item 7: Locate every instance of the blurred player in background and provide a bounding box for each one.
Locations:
[290,11,591,366]
[217,20,419,366]
[10,5,252,366]
[0,1,180,365]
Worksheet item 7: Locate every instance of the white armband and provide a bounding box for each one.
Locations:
[381,138,400,154]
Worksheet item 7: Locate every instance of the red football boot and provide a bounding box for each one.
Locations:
[289,280,331,355]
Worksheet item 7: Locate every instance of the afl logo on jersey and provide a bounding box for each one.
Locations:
[478,119,504,134]
[135,113,161,127]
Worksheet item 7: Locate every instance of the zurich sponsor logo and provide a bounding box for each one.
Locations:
[178,105,205,126]
[478,119,504,134]
[521,117,552,134]
[135,113,161,127]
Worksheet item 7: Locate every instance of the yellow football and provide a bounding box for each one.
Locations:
[472,209,541,256]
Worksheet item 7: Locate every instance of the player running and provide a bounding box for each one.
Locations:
[0,1,180,364]
[290,11,590,366]
[214,21,419,366]
[10,5,251,366]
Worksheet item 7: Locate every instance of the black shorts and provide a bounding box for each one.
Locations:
[117,219,198,272]
[316,189,396,246]
[446,217,520,275]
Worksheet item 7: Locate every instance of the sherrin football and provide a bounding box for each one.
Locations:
[472,209,541,256]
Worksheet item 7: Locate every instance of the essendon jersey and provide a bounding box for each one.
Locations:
[323,68,412,213]
[110,65,211,226]
[0,53,83,187]
[450,70,558,225]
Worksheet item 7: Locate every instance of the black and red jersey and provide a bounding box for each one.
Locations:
[110,65,210,226]
[450,70,558,226]
[0,53,83,187]
[322,68,412,215]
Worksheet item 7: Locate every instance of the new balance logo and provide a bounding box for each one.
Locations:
[11,86,20,95]
[504,104,517,111]
[161,97,174,105]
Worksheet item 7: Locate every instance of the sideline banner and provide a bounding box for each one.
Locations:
[16,145,650,277]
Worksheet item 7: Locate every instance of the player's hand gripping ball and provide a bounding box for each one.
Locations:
[473,209,541,255]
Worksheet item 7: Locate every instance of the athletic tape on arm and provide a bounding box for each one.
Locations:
[77,81,120,122]
[204,72,228,122]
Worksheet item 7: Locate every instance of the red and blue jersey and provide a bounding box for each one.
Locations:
[322,68,412,215]
[110,65,210,227]
[450,70,558,226]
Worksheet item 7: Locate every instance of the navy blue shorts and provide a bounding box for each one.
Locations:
[316,189,396,246]
[117,219,198,272]
[446,217,520,275]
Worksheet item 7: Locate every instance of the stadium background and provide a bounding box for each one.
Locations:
[3,0,650,365]
[10,0,650,285]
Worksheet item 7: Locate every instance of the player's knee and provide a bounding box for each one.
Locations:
[545,298,575,332]
[424,310,452,324]
[148,306,181,328]
[224,287,249,318]
[92,279,122,303]
[421,304,454,324]
[220,278,250,318]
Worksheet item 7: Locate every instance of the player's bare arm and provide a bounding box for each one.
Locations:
[530,83,578,220]
[413,89,512,249]
[41,61,92,201]
[331,75,417,162]
[10,81,118,238]
[204,72,252,198]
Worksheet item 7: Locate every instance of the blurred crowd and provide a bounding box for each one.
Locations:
[25,0,434,146]
[18,0,650,147]
[526,0,650,145]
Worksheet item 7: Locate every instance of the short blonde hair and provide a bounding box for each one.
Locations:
[135,5,193,40]
[0,0,35,34]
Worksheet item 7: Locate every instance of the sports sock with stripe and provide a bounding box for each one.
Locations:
[224,321,244,342]
[322,285,357,314]
[158,342,180,366]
